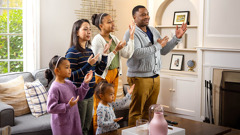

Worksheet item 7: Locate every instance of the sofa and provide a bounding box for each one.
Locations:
[115,84,131,128]
[0,69,52,135]
[0,69,130,135]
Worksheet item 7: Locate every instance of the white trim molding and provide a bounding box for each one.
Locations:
[205,0,240,38]
[197,47,240,52]
[23,0,40,72]
[203,0,240,48]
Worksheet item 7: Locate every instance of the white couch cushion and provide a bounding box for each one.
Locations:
[24,80,48,117]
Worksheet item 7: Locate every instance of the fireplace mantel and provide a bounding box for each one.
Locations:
[197,47,240,52]
[200,46,240,124]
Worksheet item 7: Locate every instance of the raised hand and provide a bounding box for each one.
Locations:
[103,39,112,54]
[129,21,136,40]
[114,117,123,122]
[84,70,93,83]
[175,22,187,39]
[127,84,135,95]
[113,41,126,54]
[87,53,100,66]
[157,36,169,48]
[68,96,79,107]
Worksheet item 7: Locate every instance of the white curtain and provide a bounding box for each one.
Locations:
[23,0,40,72]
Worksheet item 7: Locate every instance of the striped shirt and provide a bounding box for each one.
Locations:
[65,46,107,99]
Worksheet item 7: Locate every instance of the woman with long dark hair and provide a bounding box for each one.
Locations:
[65,19,110,135]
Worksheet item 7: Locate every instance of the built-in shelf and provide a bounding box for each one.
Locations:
[172,48,197,52]
[160,69,198,76]
[156,25,198,28]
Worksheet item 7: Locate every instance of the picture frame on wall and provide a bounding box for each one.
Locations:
[170,54,184,71]
[173,11,189,25]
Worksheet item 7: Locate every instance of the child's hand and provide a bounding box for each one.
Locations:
[68,96,79,107]
[84,70,93,83]
[114,117,123,122]
[129,21,136,40]
[127,84,135,95]
[103,39,112,54]
[88,54,100,66]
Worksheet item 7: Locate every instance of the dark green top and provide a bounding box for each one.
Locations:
[107,37,119,70]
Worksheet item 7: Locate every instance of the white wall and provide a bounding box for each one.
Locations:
[113,0,147,40]
[40,0,83,68]
[203,0,240,48]
[113,0,147,84]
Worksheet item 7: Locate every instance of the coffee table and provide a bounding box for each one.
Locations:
[100,115,232,135]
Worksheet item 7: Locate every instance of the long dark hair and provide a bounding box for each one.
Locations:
[45,55,67,86]
[91,13,109,30]
[94,80,114,99]
[69,19,91,54]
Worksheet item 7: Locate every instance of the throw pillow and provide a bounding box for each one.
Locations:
[24,79,48,117]
[0,76,30,116]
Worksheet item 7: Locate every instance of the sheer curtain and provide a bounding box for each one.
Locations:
[23,0,40,72]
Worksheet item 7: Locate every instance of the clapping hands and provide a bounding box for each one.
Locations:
[113,84,135,122]
[114,41,126,53]
[88,54,100,66]
[158,23,187,48]
[175,22,187,39]
[68,96,79,107]
[103,39,112,54]
[68,71,93,107]
[84,70,93,83]
[129,21,136,40]
[157,36,169,48]
[114,117,123,122]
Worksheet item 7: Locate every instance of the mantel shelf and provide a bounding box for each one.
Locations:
[172,49,197,52]
[196,47,240,52]
[156,25,198,28]
[160,69,198,76]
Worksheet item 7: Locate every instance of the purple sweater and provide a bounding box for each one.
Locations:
[47,80,89,135]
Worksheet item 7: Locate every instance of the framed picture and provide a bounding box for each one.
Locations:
[170,54,184,71]
[173,11,189,25]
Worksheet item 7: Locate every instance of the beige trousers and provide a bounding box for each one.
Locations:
[127,76,160,126]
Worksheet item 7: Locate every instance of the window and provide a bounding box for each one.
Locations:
[0,0,23,74]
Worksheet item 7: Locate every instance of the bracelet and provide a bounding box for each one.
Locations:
[113,50,117,54]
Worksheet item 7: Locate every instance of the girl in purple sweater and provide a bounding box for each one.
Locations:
[45,55,93,135]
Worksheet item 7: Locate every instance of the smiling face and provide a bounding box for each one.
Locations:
[77,22,91,41]
[134,7,150,27]
[56,59,72,78]
[99,15,115,33]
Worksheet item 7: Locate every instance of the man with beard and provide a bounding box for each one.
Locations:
[123,5,187,126]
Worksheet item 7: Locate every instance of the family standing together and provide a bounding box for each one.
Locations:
[46,5,187,135]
